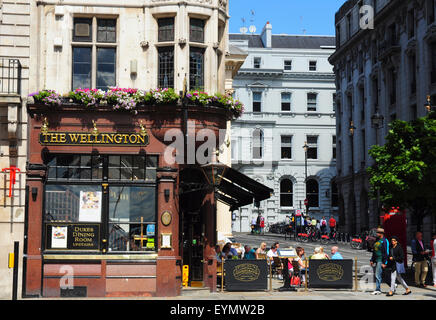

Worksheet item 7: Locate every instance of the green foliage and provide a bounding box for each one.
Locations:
[367,114,436,220]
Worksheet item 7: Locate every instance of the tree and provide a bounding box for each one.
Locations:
[367,114,436,231]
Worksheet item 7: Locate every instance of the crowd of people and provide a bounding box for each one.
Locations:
[216,228,436,295]
[215,240,344,283]
[368,228,436,296]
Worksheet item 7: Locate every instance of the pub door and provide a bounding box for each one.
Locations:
[181,211,204,287]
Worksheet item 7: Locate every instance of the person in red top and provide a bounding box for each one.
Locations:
[328,216,337,239]
[432,233,436,288]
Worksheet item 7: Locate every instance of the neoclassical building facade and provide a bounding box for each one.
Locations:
[329,0,436,238]
[230,23,338,232]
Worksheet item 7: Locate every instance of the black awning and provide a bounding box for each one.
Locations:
[214,165,273,211]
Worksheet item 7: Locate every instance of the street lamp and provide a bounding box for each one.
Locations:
[303,141,308,216]
[349,120,356,235]
[371,110,384,226]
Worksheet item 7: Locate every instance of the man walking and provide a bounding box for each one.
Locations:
[411,231,429,287]
[370,228,389,295]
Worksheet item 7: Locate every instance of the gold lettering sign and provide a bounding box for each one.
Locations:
[316,263,344,282]
[232,263,261,282]
[39,131,149,146]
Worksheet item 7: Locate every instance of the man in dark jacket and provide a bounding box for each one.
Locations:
[370,228,390,295]
[411,231,429,287]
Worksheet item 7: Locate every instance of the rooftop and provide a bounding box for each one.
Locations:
[229,33,335,50]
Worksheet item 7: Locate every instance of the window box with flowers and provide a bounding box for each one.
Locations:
[28,88,244,119]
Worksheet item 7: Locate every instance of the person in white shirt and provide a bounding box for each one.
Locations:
[267,245,281,280]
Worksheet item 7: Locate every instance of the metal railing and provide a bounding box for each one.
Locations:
[0,58,21,95]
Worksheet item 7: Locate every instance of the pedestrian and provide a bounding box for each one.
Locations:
[411,231,429,288]
[370,228,390,295]
[386,236,411,296]
[255,242,267,259]
[259,214,265,235]
[431,233,436,288]
[320,216,327,234]
[294,247,307,284]
[251,217,257,234]
[256,214,261,234]
[329,216,337,235]
[331,246,343,260]
[243,245,256,260]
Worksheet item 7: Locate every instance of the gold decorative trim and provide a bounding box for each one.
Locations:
[43,254,158,260]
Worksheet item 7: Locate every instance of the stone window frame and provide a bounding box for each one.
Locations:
[71,15,118,90]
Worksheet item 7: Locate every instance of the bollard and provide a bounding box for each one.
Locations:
[12,241,19,300]
[269,259,272,292]
[354,257,358,292]
[221,259,224,293]
[305,258,308,292]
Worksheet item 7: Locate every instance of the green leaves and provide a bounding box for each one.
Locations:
[368,115,436,216]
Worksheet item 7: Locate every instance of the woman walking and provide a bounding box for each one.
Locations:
[387,236,411,296]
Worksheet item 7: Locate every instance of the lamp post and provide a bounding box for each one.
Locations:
[303,141,308,216]
[349,120,356,234]
[371,110,384,226]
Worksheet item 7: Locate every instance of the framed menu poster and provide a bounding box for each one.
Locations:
[79,191,102,222]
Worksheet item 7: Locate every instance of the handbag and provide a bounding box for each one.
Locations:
[395,262,406,274]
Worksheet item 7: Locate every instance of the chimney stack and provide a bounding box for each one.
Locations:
[261,21,272,48]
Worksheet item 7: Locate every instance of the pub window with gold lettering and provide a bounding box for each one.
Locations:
[43,154,158,252]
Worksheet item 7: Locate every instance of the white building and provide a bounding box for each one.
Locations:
[329,0,436,239]
[230,22,338,233]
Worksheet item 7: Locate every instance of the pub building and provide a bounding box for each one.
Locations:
[23,96,271,297]
[20,0,271,298]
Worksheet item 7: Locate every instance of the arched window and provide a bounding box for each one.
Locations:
[252,129,263,159]
[280,179,293,207]
[331,179,339,207]
[306,179,319,208]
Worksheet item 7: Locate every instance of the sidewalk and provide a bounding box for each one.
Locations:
[176,279,436,301]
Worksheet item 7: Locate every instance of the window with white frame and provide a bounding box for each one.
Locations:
[252,129,263,159]
[253,92,262,112]
[72,17,117,90]
[254,57,261,69]
[281,92,291,111]
[309,60,317,71]
[281,136,292,159]
[284,60,292,71]
[306,135,318,160]
[280,179,293,207]
[307,93,317,112]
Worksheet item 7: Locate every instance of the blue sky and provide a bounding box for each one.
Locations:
[229,0,347,36]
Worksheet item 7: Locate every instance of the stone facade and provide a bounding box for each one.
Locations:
[0,0,30,299]
[329,0,436,240]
